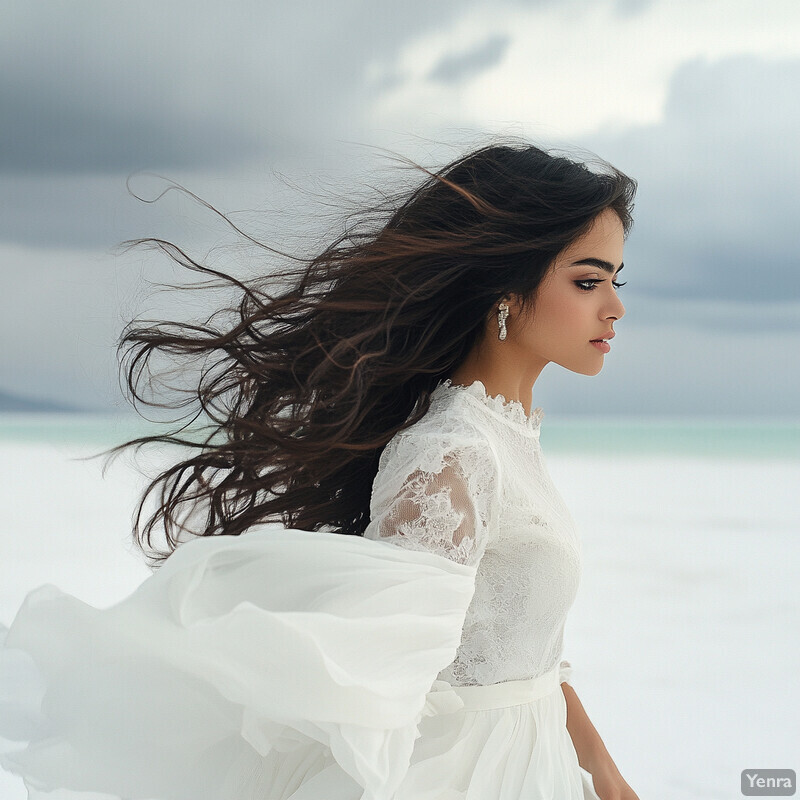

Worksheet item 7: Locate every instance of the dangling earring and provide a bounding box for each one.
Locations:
[497,301,509,341]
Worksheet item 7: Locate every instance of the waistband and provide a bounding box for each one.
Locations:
[423,662,562,716]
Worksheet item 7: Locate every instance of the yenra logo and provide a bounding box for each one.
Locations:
[741,769,796,796]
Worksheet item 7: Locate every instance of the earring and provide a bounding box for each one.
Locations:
[497,302,509,341]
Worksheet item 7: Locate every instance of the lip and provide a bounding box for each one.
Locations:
[590,332,615,342]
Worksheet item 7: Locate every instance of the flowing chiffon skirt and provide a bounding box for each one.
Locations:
[0,524,599,799]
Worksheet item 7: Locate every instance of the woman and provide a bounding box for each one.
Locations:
[0,141,640,799]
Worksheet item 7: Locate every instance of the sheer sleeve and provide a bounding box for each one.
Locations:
[0,526,480,800]
[364,431,502,569]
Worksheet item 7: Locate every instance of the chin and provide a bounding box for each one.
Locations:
[581,357,605,376]
[555,358,603,376]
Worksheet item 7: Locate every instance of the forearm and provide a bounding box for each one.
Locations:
[561,681,620,776]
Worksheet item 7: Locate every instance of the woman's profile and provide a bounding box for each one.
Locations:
[0,140,640,799]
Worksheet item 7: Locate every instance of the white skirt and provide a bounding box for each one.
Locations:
[0,524,599,800]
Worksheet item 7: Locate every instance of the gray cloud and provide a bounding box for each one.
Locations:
[427,35,511,85]
[0,78,264,175]
[2,2,799,414]
[0,0,487,247]
[0,0,479,176]
[1,0,578,176]
[586,54,800,307]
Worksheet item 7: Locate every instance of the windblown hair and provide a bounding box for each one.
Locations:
[101,139,637,566]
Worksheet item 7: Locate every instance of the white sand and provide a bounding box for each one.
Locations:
[1,442,798,799]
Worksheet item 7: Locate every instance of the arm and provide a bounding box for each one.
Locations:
[561,681,640,800]
[561,680,616,774]
[365,432,500,568]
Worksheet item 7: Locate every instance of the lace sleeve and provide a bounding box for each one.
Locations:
[364,432,502,568]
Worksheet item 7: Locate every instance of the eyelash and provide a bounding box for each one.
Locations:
[575,279,627,292]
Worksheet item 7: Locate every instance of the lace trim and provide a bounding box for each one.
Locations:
[432,378,544,435]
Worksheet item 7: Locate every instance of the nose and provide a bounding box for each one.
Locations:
[609,293,625,321]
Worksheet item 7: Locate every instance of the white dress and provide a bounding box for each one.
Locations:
[0,378,601,799]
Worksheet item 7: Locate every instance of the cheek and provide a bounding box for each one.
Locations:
[532,292,579,334]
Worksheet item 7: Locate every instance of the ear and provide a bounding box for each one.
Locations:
[501,293,524,317]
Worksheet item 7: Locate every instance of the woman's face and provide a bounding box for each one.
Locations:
[513,208,626,376]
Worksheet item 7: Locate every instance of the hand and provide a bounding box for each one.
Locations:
[590,762,641,800]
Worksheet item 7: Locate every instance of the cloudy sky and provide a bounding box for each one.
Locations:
[2,0,799,417]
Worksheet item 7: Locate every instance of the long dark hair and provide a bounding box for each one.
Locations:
[100,139,637,566]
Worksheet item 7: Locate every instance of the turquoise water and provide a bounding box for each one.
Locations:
[0,414,216,450]
[0,412,797,459]
[539,417,800,459]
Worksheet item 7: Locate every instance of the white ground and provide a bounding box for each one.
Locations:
[1,441,797,799]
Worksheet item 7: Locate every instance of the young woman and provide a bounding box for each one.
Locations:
[0,141,640,799]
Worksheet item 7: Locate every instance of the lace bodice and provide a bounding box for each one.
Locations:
[362,378,582,687]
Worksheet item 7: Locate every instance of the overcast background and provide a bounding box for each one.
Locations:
[2,0,799,418]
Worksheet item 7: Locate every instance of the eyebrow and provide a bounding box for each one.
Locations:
[569,258,624,275]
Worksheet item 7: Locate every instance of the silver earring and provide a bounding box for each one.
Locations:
[497,302,509,341]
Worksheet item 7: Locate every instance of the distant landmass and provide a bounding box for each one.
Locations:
[0,388,90,413]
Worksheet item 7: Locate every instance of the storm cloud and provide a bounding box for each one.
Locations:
[590,54,800,305]
[1,0,798,414]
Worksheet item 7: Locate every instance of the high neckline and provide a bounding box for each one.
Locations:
[431,378,544,435]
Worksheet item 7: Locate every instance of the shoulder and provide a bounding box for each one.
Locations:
[403,387,495,443]
[378,398,501,482]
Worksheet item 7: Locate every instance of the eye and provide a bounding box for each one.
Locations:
[575,280,627,292]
